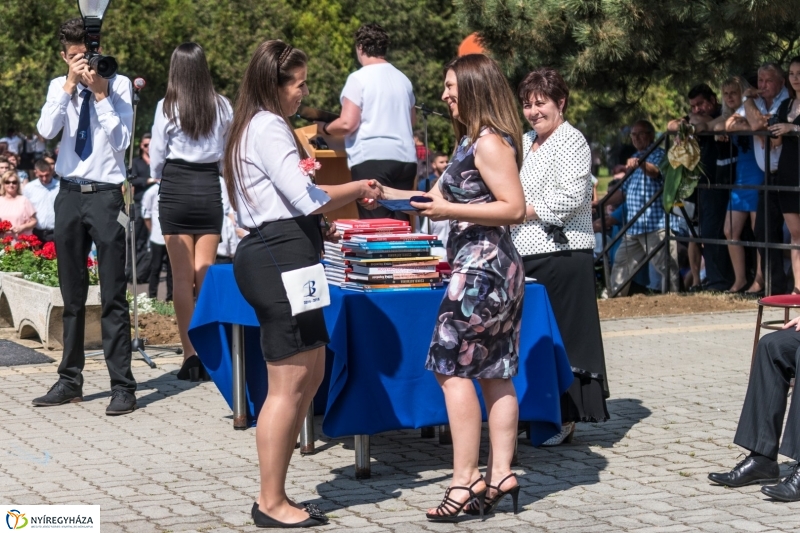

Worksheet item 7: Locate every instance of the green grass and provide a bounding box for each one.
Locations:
[596,176,613,197]
[150,299,175,316]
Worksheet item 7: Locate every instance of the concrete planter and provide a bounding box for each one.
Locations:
[0,272,102,350]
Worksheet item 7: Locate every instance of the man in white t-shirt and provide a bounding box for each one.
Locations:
[141,184,172,301]
[318,23,417,220]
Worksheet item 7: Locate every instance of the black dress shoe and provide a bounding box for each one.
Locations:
[761,464,800,502]
[177,355,200,381]
[708,456,780,487]
[251,502,328,528]
[32,382,83,406]
[105,389,137,416]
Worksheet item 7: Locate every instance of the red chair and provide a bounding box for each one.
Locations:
[752,294,800,367]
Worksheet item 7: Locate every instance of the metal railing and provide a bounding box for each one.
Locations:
[595,130,800,297]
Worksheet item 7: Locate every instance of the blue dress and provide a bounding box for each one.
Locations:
[424,134,525,379]
[729,136,763,212]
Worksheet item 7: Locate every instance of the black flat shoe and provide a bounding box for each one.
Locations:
[464,473,520,515]
[761,464,800,502]
[708,456,780,487]
[177,355,200,381]
[426,477,486,522]
[251,502,328,528]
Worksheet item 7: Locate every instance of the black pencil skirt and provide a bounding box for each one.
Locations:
[233,215,329,362]
[159,159,223,235]
[523,248,610,423]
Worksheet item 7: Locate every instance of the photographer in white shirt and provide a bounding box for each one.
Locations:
[33,17,137,415]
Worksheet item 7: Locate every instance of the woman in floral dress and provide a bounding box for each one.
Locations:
[380,54,526,521]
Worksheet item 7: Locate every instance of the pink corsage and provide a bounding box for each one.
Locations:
[299,158,322,176]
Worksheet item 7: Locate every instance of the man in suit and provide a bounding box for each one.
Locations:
[708,317,800,501]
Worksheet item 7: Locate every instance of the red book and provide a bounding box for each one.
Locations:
[341,227,411,236]
[349,233,437,242]
[335,218,410,229]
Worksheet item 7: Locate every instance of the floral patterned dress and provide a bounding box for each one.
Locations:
[424,133,525,379]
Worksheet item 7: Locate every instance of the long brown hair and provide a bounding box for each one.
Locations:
[223,40,308,210]
[163,43,225,140]
[445,54,523,168]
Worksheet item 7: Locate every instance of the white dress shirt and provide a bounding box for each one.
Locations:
[149,97,233,179]
[218,176,240,257]
[233,111,330,228]
[37,75,133,184]
[511,122,596,256]
[736,87,789,173]
[23,177,60,231]
[141,185,164,246]
[0,135,24,154]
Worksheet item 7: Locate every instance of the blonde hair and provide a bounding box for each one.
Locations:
[1,170,19,196]
[721,76,751,115]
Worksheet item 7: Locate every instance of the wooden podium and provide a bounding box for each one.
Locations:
[294,124,357,221]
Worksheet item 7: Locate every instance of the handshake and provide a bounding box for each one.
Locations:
[356,179,384,210]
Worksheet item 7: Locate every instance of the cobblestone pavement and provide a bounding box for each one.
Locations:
[1,309,799,532]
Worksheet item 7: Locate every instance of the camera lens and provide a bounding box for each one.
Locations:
[88,54,118,79]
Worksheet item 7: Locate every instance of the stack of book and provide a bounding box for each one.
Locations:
[324,219,444,292]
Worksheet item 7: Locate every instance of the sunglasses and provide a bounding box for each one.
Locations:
[4,181,18,185]
[142,143,150,148]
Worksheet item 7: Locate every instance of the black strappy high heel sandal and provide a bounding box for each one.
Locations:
[464,473,520,515]
[425,477,487,522]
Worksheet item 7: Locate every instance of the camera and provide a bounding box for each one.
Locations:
[767,114,780,139]
[82,17,117,78]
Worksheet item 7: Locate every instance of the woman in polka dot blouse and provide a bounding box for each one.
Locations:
[511,68,609,446]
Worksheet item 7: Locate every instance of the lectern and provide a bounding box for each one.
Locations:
[294,124,357,221]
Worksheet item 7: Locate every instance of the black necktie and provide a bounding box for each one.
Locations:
[74,89,93,160]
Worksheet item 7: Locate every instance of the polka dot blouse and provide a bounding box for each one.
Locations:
[511,122,595,256]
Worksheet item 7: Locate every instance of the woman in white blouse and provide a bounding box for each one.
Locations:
[223,40,380,528]
[511,68,609,445]
[150,43,233,381]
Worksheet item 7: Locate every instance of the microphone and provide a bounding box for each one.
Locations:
[133,77,146,92]
[415,103,445,117]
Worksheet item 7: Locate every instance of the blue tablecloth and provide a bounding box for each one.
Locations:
[189,265,574,444]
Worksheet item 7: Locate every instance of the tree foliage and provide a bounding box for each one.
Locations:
[0,0,463,152]
[457,0,800,133]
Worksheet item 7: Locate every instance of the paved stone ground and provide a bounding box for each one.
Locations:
[1,308,799,532]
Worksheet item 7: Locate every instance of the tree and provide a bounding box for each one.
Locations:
[0,0,465,154]
[457,0,800,132]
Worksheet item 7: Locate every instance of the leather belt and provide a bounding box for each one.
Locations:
[61,180,121,193]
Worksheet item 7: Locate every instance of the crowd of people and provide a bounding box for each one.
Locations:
[3,13,799,531]
[597,60,800,297]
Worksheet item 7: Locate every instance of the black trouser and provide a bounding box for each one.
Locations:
[698,188,734,290]
[32,227,54,243]
[125,201,151,283]
[755,174,788,295]
[54,186,135,393]
[148,242,173,301]
[350,159,417,221]
[734,328,800,461]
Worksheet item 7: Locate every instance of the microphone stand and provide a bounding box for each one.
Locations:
[123,82,181,367]
[415,104,444,234]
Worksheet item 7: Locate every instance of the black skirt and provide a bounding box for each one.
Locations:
[159,159,223,235]
[523,248,610,423]
[233,215,329,362]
